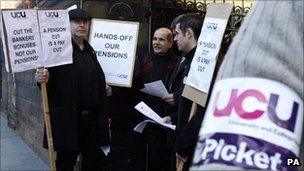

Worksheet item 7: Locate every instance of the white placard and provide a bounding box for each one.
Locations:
[38,9,72,67]
[89,19,139,87]
[2,9,43,72]
[186,17,228,93]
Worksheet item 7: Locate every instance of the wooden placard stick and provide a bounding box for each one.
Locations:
[39,69,56,171]
[188,103,198,121]
[176,103,197,170]
[21,2,56,168]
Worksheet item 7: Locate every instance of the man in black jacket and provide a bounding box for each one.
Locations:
[138,27,177,171]
[139,27,176,118]
[162,13,204,171]
[35,9,110,171]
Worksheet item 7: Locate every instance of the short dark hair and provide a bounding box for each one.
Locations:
[171,13,204,40]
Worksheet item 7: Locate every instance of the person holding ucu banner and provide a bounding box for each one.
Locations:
[191,1,303,171]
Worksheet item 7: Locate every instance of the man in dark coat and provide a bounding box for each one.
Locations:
[139,27,176,118]
[162,13,205,171]
[35,9,110,171]
[138,27,177,171]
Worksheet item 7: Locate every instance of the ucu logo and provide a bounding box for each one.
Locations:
[11,11,26,18]
[212,89,299,132]
[117,74,127,79]
[45,11,59,18]
[206,22,218,31]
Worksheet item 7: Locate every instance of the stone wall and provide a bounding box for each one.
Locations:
[0,1,76,166]
[0,39,49,164]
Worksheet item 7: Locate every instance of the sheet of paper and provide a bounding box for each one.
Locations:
[100,146,110,156]
[140,80,169,98]
[134,120,156,133]
[134,101,175,131]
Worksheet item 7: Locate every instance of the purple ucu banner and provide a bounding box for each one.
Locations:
[192,133,298,171]
[191,78,303,171]
[212,89,298,132]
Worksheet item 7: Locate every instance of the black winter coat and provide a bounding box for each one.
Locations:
[43,40,110,151]
[139,51,177,117]
[168,48,197,124]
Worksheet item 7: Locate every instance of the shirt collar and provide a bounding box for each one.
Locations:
[183,46,197,61]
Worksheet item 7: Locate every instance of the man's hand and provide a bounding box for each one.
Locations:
[106,85,112,97]
[162,116,172,124]
[176,153,188,170]
[163,94,174,105]
[35,68,49,83]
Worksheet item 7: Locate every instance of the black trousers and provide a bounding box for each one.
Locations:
[56,149,107,171]
[143,124,170,171]
[56,110,108,171]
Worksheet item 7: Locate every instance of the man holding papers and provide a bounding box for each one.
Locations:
[138,27,177,171]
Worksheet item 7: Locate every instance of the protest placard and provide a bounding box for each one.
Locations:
[1,9,43,73]
[89,19,139,87]
[182,3,233,107]
[1,9,73,73]
[186,17,228,93]
[1,9,73,171]
[38,9,73,67]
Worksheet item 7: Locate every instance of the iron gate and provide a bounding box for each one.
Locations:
[149,0,252,51]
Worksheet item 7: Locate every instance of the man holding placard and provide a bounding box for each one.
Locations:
[35,9,110,171]
[162,13,205,170]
